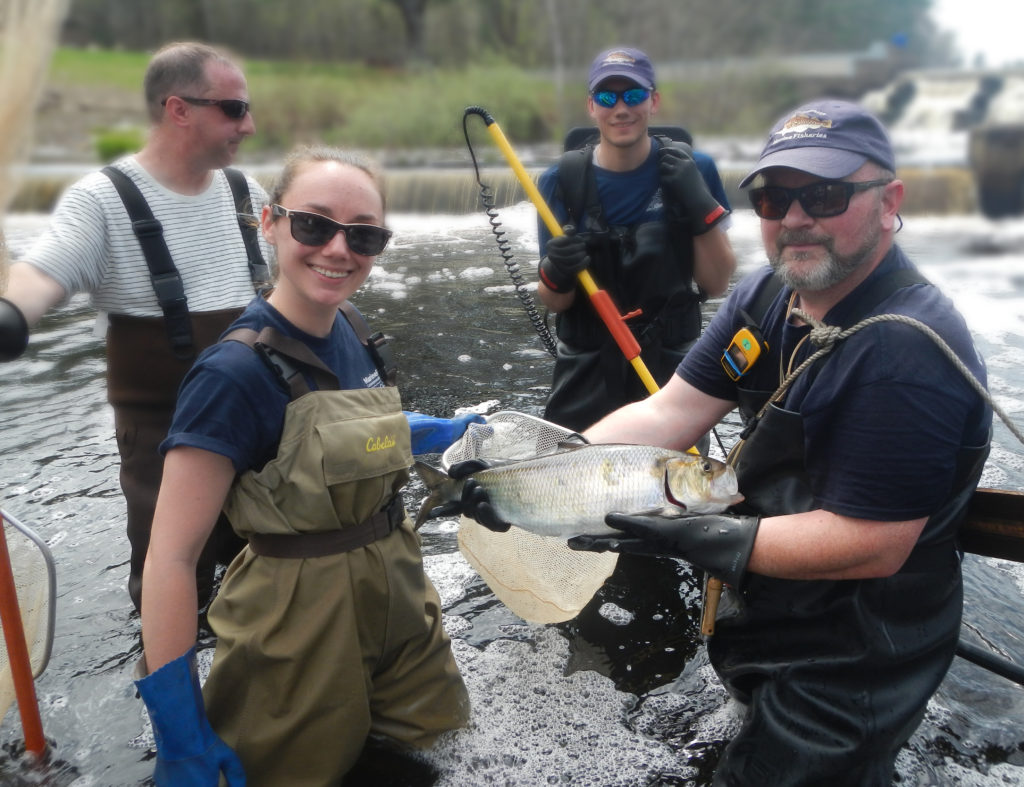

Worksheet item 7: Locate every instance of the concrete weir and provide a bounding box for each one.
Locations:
[8,163,981,217]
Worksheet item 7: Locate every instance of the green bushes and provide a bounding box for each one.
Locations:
[48,47,808,156]
[93,126,144,162]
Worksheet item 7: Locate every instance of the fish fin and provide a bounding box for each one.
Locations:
[554,440,589,452]
[412,461,462,529]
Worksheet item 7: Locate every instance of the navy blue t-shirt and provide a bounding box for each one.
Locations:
[161,295,383,474]
[537,137,731,250]
[679,245,991,522]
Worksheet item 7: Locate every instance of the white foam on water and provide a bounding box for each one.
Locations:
[423,628,685,786]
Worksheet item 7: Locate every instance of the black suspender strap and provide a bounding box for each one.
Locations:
[102,165,194,360]
[223,167,272,287]
[556,146,601,232]
[338,301,398,386]
[103,165,269,360]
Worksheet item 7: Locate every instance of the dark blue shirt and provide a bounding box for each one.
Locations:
[537,137,731,250]
[679,246,991,521]
[161,296,382,474]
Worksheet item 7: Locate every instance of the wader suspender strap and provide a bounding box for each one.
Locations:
[223,168,272,287]
[222,326,340,400]
[221,300,396,400]
[338,301,398,386]
[101,166,269,360]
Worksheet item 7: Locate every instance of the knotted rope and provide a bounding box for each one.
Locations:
[762,308,1024,447]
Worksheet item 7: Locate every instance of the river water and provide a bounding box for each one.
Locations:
[2,201,1024,785]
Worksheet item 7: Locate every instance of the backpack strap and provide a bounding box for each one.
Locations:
[338,301,398,386]
[556,146,603,233]
[223,167,272,287]
[102,165,194,360]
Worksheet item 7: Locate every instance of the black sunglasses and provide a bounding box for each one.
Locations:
[748,179,892,220]
[591,87,651,108]
[162,96,250,119]
[272,205,392,256]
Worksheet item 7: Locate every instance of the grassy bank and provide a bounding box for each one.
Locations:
[42,46,812,160]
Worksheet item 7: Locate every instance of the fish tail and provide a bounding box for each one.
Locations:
[412,461,462,528]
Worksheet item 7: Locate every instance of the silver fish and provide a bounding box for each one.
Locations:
[414,443,743,537]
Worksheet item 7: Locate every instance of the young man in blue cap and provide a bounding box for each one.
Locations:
[474,98,992,783]
[535,46,736,433]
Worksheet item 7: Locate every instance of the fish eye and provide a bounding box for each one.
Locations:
[700,459,712,473]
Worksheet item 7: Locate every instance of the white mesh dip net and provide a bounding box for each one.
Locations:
[442,412,618,624]
[0,510,56,723]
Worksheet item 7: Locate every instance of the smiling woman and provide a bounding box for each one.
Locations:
[136,146,471,786]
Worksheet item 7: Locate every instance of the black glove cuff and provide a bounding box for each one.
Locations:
[538,257,577,294]
[692,204,728,236]
[704,514,759,588]
[0,297,29,361]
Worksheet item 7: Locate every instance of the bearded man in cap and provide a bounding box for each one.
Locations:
[519,98,992,783]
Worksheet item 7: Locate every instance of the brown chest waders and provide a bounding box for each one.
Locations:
[107,310,247,611]
[102,164,268,611]
[203,385,468,784]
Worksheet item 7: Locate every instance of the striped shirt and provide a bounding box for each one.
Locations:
[26,156,271,324]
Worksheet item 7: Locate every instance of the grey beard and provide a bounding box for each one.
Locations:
[769,229,879,292]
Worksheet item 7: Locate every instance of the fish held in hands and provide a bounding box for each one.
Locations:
[414,443,743,537]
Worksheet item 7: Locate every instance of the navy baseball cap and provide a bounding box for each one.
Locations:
[739,99,896,188]
[588,48,656,92]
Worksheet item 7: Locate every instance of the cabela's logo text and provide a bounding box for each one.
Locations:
[366,434,396,452]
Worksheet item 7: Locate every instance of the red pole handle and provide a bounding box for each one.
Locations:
[0,514,46,758]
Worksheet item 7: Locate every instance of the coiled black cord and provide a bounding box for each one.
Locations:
[463,108,557,357]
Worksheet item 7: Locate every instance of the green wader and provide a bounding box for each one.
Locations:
[202,385,469,785]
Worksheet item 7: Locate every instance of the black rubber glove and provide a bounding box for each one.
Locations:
[658,144,727,236]
[0,297,29,361]
[539,226,589,293]
[447,459,512,533]
[568,512,759,588]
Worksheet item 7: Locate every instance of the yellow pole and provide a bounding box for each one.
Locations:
[476,110,660,396]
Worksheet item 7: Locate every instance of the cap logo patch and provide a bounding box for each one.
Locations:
[770,109,834,146]
[602,51,637,67]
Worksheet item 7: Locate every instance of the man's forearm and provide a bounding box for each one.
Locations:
[692,228,736,298]
[3,261,67,326]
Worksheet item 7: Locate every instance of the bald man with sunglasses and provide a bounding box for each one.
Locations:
[0,41,269,614]
[557,99,994,784]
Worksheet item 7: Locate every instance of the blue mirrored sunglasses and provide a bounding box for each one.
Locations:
[591,87,651,108]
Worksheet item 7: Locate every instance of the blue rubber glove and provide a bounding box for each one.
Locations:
[0,297,29,361]
[135,647,246,786]
[404,411,485,455]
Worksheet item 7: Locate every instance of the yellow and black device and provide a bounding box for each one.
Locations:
[720,315,768,381]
